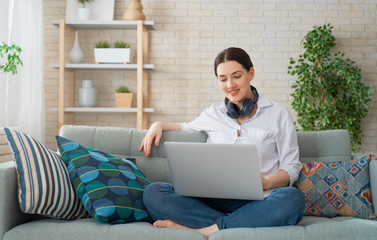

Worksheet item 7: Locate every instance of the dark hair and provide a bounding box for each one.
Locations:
[214,47,254,77]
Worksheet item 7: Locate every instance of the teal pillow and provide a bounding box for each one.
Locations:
[55,136,150,224]
[4,128,87,219]
[295,155,374,219]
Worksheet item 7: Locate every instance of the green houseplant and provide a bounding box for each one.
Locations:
[288,24,373,152]
[0,41,23,75]
[115,85,134,108]
[113,40,131,49]
[77,0,94,8]
[94,40,111,49]
[115,85,133,94]
[1,42,23,127]
[94,40,133,64]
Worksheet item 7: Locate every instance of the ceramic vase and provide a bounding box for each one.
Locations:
[69,31,84,63]
[123,0,146,20]
[78,8,90,21]
[79,80,97,107]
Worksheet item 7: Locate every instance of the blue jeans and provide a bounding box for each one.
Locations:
[143,182,305,229]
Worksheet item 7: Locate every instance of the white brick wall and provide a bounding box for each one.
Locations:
[44,0,377,154]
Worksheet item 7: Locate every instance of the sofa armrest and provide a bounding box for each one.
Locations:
[370,159,377,214]
[0,162,38,240]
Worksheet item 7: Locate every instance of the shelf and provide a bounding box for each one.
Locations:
[54,19,153,129]
[50,63,154,70]
[49,107,154,113]
[50,20,155,30]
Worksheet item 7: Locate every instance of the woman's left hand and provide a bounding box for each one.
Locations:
[261,176,272,190]
[261,170,290,190]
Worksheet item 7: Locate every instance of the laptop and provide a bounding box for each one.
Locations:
[164,142,269,200]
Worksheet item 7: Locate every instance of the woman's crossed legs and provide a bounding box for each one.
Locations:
[143,182,305,237]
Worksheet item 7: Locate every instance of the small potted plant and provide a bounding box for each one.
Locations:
[94,40,133,64]
[77,0,94,21]
[115,85,134,108]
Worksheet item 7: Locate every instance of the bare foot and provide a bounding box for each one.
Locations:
[153,220,190,230]
[196,224,219,237]
[153,220,219,237]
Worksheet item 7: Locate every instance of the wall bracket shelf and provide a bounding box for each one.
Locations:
[49,107,154,113]
[50,20,155,30]
[50,63,154,70]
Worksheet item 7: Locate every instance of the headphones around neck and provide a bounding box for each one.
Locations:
[225,85,259,119]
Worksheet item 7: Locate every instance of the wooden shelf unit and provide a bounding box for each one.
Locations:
[52,20,155,129]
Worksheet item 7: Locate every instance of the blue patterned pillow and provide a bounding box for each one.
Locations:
[4,128,87,219]
[295,155,374,219]
[55,136,150,224]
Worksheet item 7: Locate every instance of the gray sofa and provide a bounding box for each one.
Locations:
[0,125,376,240]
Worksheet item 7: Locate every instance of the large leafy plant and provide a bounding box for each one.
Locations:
[288,24,372,152]
[0,41,23,75]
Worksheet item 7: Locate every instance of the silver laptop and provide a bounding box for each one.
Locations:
[164,142,267,200]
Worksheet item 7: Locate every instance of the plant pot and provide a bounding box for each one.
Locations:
[115,93,134,108]
[78,8,90,21]
[94,48,133,64]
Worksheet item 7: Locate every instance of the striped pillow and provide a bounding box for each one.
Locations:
[4,128,88,219]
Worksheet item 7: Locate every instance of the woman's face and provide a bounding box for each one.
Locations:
[216,60,255,108]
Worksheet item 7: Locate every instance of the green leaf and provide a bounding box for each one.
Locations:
[0,42,23,75]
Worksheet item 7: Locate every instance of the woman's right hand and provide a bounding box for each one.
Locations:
[139,122,163,157]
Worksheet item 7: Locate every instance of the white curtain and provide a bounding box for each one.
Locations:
[0,0,45,142]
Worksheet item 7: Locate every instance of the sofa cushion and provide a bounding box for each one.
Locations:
[3,218,207,240]
[208,216,377,240]
[295,154,374,219]
[297,129,351,163]
[3,128,87,219]
[55,136,150,224]
[59,125,208,159]
[3,217,377,240]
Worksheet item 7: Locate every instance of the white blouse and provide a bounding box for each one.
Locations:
[179,95,302,185]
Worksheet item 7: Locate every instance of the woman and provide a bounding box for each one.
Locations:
[139,47,305,237]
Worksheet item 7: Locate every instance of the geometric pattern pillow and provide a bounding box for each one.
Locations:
[3,128,88,219]
[55,136,150,224]
[295,155,374,219]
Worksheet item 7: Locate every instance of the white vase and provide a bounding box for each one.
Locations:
[78,8,90,21]
[79,80,97,107]
[69,31,83,63]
